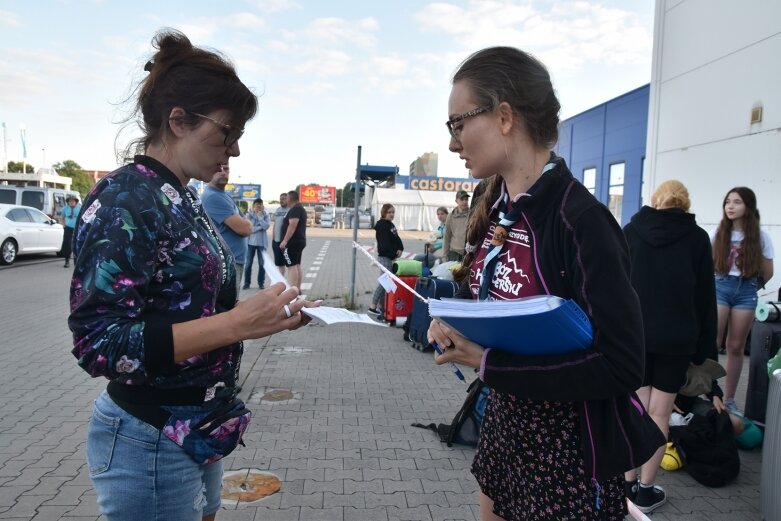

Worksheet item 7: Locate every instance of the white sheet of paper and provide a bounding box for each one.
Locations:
[377,272,397,293]
[302,306,388,327]
[263,251,290,288]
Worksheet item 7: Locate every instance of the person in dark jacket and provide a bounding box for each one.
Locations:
[622,179,717,513]
[368,203,403,316]
[428,46,664,521]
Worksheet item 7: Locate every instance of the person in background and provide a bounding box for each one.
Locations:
[415,206,449,267]
[279,190,306,289]
[243,198,269,290]
[622,180,717,513]
[201,165,252,293]
[68,29,316,521]
[368,203,403,316]
[428,46,663,521]
[59,194,81,268]
[711,186,774,415]
[272,192,289,277]
[442,190,470,262]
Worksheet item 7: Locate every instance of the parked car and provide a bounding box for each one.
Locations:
[0,186,81,219]
[0,204,64,265]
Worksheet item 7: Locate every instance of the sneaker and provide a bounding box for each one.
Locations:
[367,307,381,316]
[724,398,743,416]
[634,483,666,513]
[624,479,638,502]
[242,286,249,290]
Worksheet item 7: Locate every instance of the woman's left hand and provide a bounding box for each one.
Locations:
[427,319,483,369]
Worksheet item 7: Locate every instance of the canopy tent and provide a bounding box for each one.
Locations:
[371,188,456,231]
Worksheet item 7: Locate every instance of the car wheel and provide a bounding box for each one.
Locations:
[1,239,17,265]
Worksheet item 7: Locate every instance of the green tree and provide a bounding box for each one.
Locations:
[53,160,93,197]
[6,161,34,173]
[338,181,355,208]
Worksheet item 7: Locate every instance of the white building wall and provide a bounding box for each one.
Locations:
[646,0,781,294]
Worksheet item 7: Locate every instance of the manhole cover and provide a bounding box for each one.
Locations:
[248,388,301,404]
[222,469,281,503]
[271,346,312,355]
[262,389,294,401]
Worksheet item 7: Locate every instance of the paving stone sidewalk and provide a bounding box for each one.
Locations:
[0,228,764,520]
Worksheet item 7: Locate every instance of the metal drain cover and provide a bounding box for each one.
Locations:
[222,469,281,503]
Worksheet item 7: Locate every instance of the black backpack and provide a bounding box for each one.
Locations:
[669,409,740,487]
[412,378,491,447]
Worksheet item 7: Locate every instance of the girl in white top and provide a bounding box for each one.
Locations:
[711,186,774,414]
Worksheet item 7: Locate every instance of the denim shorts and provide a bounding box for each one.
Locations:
[86,392,223,520]
[715,274,759,310]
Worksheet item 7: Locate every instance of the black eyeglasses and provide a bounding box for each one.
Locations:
[446,106,490,140]
[188,111,244,147]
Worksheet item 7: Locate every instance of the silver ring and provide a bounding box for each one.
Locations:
[283,304,292,318]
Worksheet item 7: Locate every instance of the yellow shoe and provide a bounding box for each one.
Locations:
[660,442,683,471]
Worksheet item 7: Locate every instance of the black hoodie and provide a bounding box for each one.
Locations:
[623,206,717,364]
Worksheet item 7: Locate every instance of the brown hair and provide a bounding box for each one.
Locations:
[651,180,690,211]
[120,29,257,160]
[452,47,560,281]
[380,203,394,219]
[712,187,763,277]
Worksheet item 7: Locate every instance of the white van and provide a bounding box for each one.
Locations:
[0,186,82,219]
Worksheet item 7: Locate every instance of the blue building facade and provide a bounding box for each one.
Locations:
[554,84,649,226]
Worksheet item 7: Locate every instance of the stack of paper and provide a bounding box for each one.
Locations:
[428,295,593,356]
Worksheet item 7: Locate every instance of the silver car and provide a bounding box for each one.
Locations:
[0,203,65,265]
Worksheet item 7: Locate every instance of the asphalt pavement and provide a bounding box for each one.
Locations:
[0,227,764,520]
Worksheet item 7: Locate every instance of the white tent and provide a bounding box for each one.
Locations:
[371,188,456,231]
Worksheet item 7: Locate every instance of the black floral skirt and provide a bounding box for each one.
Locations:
[472,391,627,520]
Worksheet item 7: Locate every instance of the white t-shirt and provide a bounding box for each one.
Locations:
[710,229,775,277]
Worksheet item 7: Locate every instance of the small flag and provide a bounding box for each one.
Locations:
[377,272,397,293]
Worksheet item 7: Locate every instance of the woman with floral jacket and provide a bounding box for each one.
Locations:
[69,30,315,521]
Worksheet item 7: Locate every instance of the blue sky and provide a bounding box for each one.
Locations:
[1,0,654,199]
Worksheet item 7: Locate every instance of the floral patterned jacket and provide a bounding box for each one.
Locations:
[69,156,242,391]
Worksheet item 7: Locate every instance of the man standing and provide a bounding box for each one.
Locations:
[244,198,270,290]
[442,189,470,262]
[201,166,252,292]
[279,190,307,289]
[272,192,289,276]
[59,194,81,268]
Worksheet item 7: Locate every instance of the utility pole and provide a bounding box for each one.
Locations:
[349,145,362,309]
[1,122,7,173]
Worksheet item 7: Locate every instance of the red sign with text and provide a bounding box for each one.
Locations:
[298,184,336,204]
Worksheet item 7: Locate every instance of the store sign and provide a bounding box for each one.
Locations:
[226,184,262,201]
[394,175,479,193]
[298,184,336,204]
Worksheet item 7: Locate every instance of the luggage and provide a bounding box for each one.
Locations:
[760,370,781,521]
[407,277,459,351]
[744,321,781,424]
[384,275,417,326]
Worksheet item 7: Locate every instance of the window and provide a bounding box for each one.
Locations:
[26,208,51,224]
[53,194,66,216]
[582,167,596,194]
[608,162,625,225]
[21,190,45,211]
[0,189,15,204]
[7,208,32,222]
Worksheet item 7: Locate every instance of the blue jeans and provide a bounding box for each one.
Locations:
[715,274,759,310]
[244,245,265,289]
[86,392,223,520]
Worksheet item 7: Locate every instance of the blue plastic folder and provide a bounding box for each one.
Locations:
[428,295,593,356]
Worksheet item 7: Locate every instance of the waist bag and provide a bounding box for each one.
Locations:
[108,381,252,464]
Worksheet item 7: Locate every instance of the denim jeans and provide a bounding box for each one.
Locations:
[714,274,758,310]
[86,392,223,520]
[244,245,266,289]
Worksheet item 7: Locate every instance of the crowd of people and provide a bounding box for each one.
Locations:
[64,28,775,521]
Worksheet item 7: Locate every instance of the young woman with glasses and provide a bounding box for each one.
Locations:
[428,47,664,520]
[68,29,316,521]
